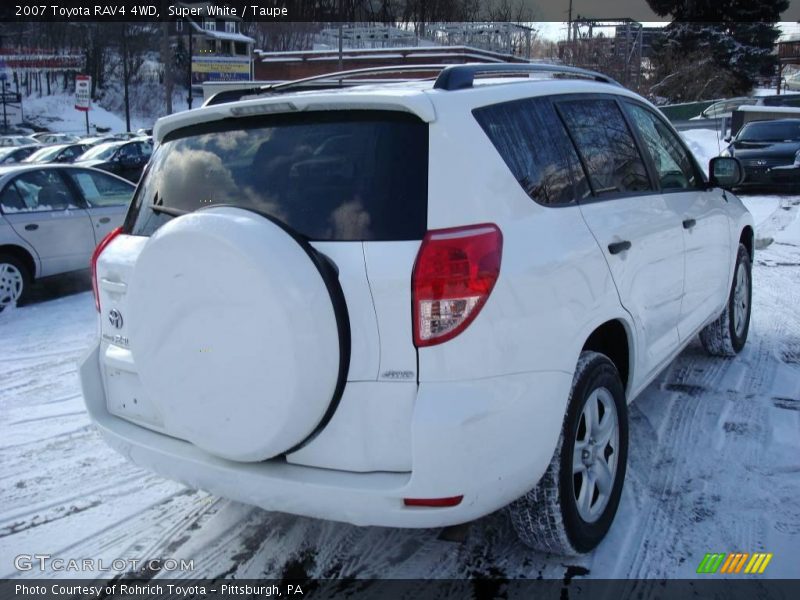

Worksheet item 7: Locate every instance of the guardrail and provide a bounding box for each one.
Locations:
[659,100,718,121]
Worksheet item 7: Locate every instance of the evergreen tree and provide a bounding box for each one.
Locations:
[646,0,788,101]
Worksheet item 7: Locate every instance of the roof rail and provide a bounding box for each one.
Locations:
[433,63,622,91]
[203,63,622,107]
[204,64,448,106]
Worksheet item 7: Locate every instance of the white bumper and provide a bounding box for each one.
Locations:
[80,342,571,528]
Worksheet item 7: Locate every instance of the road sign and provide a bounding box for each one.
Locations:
[75,75,91,111]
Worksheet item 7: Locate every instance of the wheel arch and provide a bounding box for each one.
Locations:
[0,244,38,280]
[739,225,754,262]
[580,318,634,398]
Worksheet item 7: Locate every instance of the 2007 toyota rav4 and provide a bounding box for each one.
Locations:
[80,64,754,555]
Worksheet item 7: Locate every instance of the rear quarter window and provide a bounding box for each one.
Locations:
[473,97,589,206]
[125,111,429,241]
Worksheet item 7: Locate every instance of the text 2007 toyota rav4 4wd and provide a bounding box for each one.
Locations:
[80,64,754,554]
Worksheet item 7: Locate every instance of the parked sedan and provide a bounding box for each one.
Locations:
[79,136,114,146]
[0,165,135,311]
[73,140,152,182]
[0,146,38,164]
[0,136,39,147]
[721,118,800,188]
[28,133,81,144]
[22,143,90,164]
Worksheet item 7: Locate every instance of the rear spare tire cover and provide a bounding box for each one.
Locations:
[127,207,344,461]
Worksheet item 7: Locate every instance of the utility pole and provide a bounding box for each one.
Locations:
[187,22,193,110]
[161,21,174,115]
[567,0,573,43]
[121,24,131,132]
[338,0,343,72]
[2,85,7,133]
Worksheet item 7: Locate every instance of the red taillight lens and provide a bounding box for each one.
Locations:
[412,223,502,347]
[91,227,122,312]
[403,496,464,507]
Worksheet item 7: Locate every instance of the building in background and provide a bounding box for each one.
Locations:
[558,19,664,90]
[168,1,255,85]
[253,45,530,82]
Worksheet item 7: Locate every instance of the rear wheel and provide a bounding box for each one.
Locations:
[0,254,30,312]
[508,351,628,555]
[700,243,751,357]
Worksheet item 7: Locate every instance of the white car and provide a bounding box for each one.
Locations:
[79,64,754,555]
[0,135,38,147]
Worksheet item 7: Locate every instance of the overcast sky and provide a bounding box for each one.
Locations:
[535,21,800,42]
[528,0,799,23]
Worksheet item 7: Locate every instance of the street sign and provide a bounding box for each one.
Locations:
[75,75,91,111]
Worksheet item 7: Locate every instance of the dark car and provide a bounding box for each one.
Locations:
[0,146,38,165]
[72,140,152,182]
[22,143,90,165]
[722,119,800,188]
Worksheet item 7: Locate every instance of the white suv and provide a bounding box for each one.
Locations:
[80,64,754,555]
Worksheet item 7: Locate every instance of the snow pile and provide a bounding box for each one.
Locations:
[20,93,128,135]
[681,128,726,173]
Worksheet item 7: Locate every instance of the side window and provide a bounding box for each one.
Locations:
[473,97,590,205]
[557,98,652,196]
[68,170,134,207]
[625,103,699,190]
[119,144,139,160]
[5,170,80,212]
[0,183,27,213]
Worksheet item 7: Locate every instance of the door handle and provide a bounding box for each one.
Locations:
[98,217,111,224]
[608,240,632,255]
[24,223,39,231]
[682,218,697,229]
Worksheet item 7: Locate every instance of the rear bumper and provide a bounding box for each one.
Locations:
[80,342,571,528]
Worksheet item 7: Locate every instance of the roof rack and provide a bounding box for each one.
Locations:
[433,63,622,91]
[203,62,621,107]
[204,64,448,106]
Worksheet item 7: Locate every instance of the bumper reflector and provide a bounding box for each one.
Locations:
[403,496,464,507]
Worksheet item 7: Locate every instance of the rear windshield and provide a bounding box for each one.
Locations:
[124,111,429,241]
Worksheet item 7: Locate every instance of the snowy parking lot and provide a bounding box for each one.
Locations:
[1,134,798,580]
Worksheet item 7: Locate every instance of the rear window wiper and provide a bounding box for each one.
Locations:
[149,204,187,217]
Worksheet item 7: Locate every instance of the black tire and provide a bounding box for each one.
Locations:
[508,351,628,555]
[0,253,31,312]
[699,243,752,357]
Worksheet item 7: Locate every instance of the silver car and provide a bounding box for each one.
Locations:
[0,164,135,311]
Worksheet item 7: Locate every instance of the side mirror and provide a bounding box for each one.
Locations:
[723,136,732,143]
[709,157,743,189]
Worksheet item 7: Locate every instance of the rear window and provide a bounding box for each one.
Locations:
[124,111,429,241]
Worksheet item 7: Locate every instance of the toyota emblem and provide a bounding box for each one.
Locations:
[108,309,124,329]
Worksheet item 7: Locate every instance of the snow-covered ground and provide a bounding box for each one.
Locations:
[20,93,130,135]
[8,89,189,135]
[0,132,798,582]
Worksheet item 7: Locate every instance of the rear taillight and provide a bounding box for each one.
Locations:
[412,224,502,347]
[91,227,122,312]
